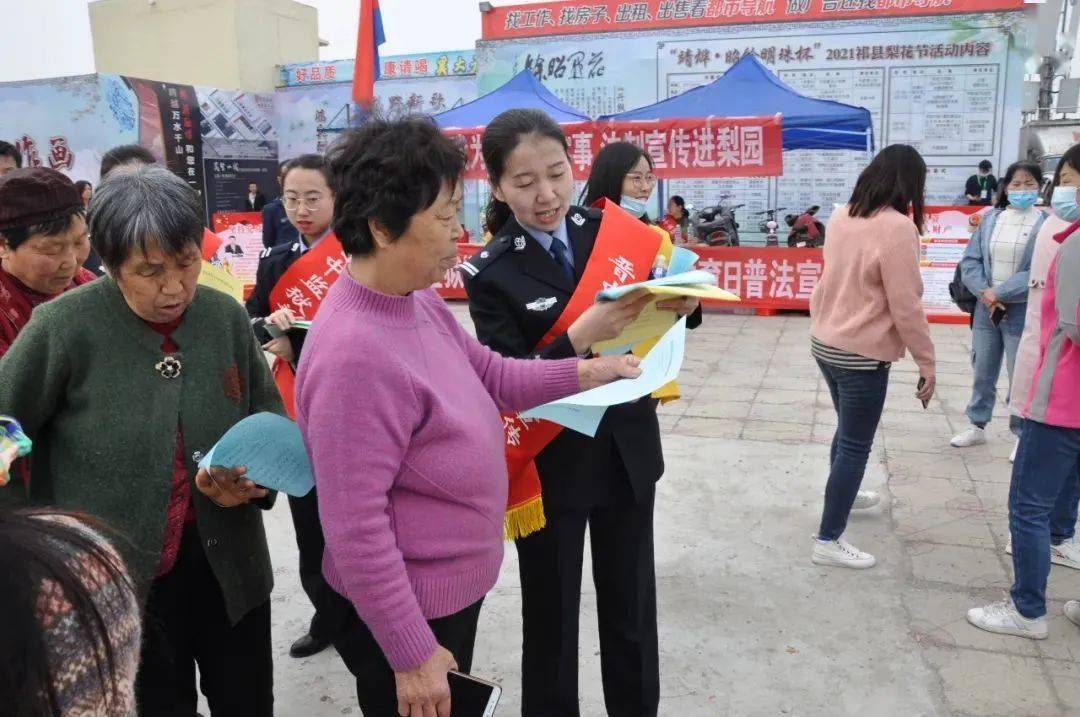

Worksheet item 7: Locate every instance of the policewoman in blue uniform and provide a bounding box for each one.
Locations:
[462,109,698,717]
[246,154,351,660]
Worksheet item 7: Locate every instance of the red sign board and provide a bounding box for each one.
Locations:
[694,246,823,309]
[691,242,967,324]
[448,116,783,180]
[482,0,1028,41]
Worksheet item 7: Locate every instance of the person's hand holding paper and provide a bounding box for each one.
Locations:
[522,318,687,437]
[566,290,653,355]
[198,412,315,499]
[195,465,269,508]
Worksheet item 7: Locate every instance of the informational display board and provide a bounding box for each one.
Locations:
[203,159,280,215]
[274,75,478,158]
[476,11,1027,242]
[657,20,1015,227]
[476,35,660,117]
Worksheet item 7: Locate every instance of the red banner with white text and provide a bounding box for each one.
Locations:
[448,116,783,180]
[482,0,1027,41]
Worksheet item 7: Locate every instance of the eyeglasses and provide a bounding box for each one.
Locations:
[626,172,657,186]
[283,195,325,211]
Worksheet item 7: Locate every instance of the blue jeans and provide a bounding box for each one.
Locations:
[1009,420,1080,618]
[966,302,1025,436]
[817,359,890,541]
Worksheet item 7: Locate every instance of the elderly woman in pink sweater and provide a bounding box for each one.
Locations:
[294,118,641,717]
[808,144,936,570]
[967,214,1080,640]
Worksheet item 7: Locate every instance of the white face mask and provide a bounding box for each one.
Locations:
[620,195,648,217]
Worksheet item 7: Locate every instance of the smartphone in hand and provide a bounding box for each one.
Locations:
[447,671,501,717]
[990,304,1007,326]
[916,377,929,410]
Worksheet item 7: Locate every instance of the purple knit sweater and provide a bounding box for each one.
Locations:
[294,273,580,671]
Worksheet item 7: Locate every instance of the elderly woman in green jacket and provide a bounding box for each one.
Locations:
[0,165,283,717]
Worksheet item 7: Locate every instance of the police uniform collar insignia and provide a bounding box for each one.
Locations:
[513,236,527,251]
[570,212,585,227]
[526,297,557,312]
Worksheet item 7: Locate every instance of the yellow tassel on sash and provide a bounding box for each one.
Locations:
[504,496,547,541]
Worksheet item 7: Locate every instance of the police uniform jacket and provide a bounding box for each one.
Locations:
[246,240,307,362]
[464,206,685,509]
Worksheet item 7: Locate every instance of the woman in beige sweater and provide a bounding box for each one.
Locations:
[809,144,937,569]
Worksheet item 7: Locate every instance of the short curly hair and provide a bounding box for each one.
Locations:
[326,116,466,256]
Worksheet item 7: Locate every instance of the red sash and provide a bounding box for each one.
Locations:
[266,233,347,418]
[501,201,662,539]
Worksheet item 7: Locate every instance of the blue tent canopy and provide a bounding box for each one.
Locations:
[603,55,874,152]
[433,70,589,128]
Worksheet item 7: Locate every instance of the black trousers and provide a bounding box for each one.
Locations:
[289,489,352,641]
[136,523,273,716]
[517,478,659,717]
[334,599,484,716]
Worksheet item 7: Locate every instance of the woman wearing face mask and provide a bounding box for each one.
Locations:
[245,154,354,661]
[1001,145,1080,568]
[582,141,701,325]
[952,161,1047,451]
[462,110,671,717]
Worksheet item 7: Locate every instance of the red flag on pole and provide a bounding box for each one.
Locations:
[352,0,386,107]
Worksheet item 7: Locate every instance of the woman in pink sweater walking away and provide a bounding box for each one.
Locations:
[294,117,642,717]
[809,144,937,570]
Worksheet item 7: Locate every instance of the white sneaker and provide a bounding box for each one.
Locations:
[812,538,876,569]
[1009,439,1018,463]
[1003,538,1080,570]
[852,490,881,510]
[966,599,1047,639]
[951,426,987,448]
[1052,538,1080,570]
[1064,601,1080,628]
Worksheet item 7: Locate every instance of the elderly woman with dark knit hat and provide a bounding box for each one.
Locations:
[0,165,284,716]
[0,167,96,357]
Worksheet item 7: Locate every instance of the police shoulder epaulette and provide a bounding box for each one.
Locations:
[458,236,512,279]
[259,242,300,260]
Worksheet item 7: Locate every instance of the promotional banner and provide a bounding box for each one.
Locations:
[279,51,478,87]
[449,116,783,180]
[204,159,280,215]
[211,211,265,288]
[481,0,1027,40]
[124,77,205,195]
[694,246,824,309]
[0,74,278,225]
[918,204,990,321]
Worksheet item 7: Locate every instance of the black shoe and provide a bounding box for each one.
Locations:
[289,632,330,659]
